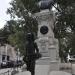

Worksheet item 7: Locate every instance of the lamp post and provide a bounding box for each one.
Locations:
[17,48,21,70]
[17,48,19,71]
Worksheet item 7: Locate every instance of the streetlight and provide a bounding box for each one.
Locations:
[17,48,20,71]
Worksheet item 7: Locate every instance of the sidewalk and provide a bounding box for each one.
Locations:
[0,68,11,73]
[0,63,75,75]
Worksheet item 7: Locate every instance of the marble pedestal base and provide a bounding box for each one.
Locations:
[35,57,60,75]
[35,65,50,75]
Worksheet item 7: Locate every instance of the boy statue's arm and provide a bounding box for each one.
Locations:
[34,43,39,53]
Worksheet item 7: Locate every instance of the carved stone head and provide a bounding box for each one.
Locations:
[37,0,55,10]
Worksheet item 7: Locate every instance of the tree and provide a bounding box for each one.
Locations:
[21,0,40,13]
[6,0,75,62]
[54,0,75,62]
[6,0,38,55]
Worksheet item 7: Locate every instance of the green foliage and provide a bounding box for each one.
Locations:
[0,0,75,61]
[6,0,38,55]
[54,0,75,62]
[21,0,40,13]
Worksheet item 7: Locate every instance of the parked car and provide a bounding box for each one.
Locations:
[0,60,24,68]
[6,61,14,68]
[68,55,75,63]
[1,61,7,68]
[14,60,24,67]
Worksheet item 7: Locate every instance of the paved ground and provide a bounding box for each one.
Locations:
[0,68,12,75]
[0,63,75,75]
[50,71,71,75]
[0,68,11,73]
[60,63,75,74]
[16,71,31,75]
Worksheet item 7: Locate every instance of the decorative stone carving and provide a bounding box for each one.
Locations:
[34,9,60,75]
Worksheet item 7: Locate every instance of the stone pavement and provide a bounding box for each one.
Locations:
[0,68,12,75]
[60,63,75,75]
[15,71,31,75]
[0,68,11,73]
[71,64,75,75]
[15,64,72,75]
[15,71,72,75]
[50,71,71,75]
[0,63,75,75]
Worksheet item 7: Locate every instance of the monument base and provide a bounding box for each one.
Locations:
[49,61,60,71]
[35,65,50,75]
[35,57,60,75]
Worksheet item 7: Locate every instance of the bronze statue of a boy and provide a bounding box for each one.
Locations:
[25,33,41,75]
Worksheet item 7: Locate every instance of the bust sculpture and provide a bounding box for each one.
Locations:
[37,0,56,10]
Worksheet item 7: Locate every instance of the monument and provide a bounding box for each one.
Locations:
[33,0,60,75]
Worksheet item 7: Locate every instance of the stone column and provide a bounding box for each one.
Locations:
[33,10,60,75]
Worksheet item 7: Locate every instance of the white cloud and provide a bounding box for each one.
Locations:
[0,0,11,29]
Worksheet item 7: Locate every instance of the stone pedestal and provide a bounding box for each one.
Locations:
[50,71,71,75]
[34,10,60,75]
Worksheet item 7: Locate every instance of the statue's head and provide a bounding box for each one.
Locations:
[37,0,55,10]
[26,33,35,42]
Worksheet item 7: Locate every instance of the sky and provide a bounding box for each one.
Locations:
[0,0,11,29]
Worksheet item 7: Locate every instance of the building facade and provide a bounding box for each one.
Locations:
[0,44,17,63]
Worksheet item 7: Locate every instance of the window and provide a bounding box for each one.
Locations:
[2,55,6,61]
[7,56,10,61]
